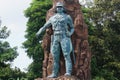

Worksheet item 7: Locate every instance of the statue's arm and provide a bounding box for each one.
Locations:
[36,19,51,36]
[67,15,74,36]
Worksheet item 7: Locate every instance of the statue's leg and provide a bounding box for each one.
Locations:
[48,40,60,78]
[61,37,72,76]
[64,52,72,76]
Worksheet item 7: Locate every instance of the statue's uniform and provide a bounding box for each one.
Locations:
[38,13,74,76]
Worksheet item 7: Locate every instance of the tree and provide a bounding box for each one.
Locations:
[87,0,120,80]
[23,0,52,79]
[0,19,22,80]
[0,26,10,39]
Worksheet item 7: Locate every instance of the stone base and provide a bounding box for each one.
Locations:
[35,75,80,80]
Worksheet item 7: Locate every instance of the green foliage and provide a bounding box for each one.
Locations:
[84,0,120,80]
[23,0,52,78]
[0,41,17,62]
[0,26,10,39]
[0,25,17,63]
[0,20,25,80]
[0,66,26,80]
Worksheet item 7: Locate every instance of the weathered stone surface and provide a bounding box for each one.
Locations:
[41,0,91,80]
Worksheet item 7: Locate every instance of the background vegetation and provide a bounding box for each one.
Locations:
[0,26,26,80]
[88,0,120,80]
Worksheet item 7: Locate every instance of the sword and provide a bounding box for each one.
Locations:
[72,48,76,64]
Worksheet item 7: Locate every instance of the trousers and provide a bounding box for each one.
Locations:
[51,34,72,76]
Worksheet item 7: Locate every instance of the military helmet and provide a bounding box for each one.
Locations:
[56,2,64,7]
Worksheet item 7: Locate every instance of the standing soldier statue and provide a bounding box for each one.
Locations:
[36,2,74,78]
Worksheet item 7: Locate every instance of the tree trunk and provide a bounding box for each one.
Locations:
[41,0,91,80]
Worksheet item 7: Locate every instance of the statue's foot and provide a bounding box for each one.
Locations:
[64,73,71,76]
[47,74,57,78]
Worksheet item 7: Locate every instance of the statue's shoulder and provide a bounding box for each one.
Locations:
[50,14,56,19]
[52,13,58,17]
[64,14,72,21]
[66,14,71,19]
[48,14,55,21]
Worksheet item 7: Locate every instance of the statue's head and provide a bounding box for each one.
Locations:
[55,2,66,13]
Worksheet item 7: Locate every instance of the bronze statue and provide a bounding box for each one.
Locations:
[36,2,74,78]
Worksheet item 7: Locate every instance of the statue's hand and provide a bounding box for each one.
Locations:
[66,32,71,37]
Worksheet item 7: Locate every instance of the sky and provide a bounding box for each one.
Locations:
[0,0,32,72]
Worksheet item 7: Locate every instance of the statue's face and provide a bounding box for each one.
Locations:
[56,6,64,13]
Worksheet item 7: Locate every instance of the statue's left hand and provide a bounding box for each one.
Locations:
[66,32,71,37]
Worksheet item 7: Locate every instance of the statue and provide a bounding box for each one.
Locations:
[36,2,74,78]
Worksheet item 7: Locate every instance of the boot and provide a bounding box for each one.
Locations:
[47,73,57,78]
[64,73,71,76]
